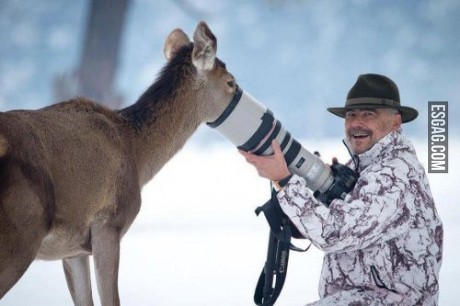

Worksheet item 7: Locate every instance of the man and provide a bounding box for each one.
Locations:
[240,74,443,305]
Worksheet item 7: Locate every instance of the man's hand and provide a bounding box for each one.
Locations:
[239,140,291,181]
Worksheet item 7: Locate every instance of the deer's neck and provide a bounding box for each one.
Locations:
[121,93,200,186]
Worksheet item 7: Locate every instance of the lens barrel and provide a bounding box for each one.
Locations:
[207,86,333,193]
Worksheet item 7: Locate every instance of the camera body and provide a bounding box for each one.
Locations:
[313,162,359,207]
[207,86,358,204]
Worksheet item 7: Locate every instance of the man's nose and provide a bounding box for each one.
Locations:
[348,115,365,127]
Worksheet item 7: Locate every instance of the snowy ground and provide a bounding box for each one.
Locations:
[1,135,458,306]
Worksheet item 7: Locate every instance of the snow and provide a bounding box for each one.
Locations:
[1,135,458,306]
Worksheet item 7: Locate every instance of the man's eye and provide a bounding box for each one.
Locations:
[363,111,375,117]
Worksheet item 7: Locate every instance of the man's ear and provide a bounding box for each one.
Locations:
[392,113,402,130]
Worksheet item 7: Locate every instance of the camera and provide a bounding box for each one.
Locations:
[207,86,359,206]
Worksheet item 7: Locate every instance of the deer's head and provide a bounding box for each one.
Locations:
[163,21,237,124]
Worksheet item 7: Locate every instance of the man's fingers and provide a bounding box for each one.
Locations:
[238,149,247,155]
[239,149,260,164]
[238,149,252,159]
[272,139,283,155]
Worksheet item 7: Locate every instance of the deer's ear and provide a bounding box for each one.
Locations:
[164,28,190,61]
[192,21,217,72]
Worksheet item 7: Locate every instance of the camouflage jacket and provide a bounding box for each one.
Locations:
[277,131,443,305]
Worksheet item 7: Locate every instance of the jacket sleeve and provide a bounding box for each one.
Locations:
[277,157,416,253]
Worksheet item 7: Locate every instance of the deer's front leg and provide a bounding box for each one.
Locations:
[91,224,121,306]
[63,256,94,306]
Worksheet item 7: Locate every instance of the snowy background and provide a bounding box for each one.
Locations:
[1,0,459,305]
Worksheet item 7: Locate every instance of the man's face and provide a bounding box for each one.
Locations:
[345,108,402,155]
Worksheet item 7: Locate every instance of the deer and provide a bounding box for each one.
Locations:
[0,21,237,305]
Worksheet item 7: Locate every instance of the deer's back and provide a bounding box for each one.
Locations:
[0,98,141,259]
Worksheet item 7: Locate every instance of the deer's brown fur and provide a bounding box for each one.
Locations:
[0,21,236,305]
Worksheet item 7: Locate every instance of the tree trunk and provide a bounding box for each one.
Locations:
[54,0,130,108]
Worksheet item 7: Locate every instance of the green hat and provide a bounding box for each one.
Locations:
[327,74,418,123]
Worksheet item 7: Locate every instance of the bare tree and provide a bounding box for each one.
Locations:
[54,0,130,108]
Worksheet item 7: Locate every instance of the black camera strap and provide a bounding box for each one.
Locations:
[254,191,310,306]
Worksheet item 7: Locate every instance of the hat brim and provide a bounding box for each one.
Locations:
[327,104,418,123]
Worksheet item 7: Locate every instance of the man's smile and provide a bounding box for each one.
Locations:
[349,129,371,140]
[352,132,370,139]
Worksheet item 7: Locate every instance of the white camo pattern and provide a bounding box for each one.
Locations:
[277,131,443,305]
